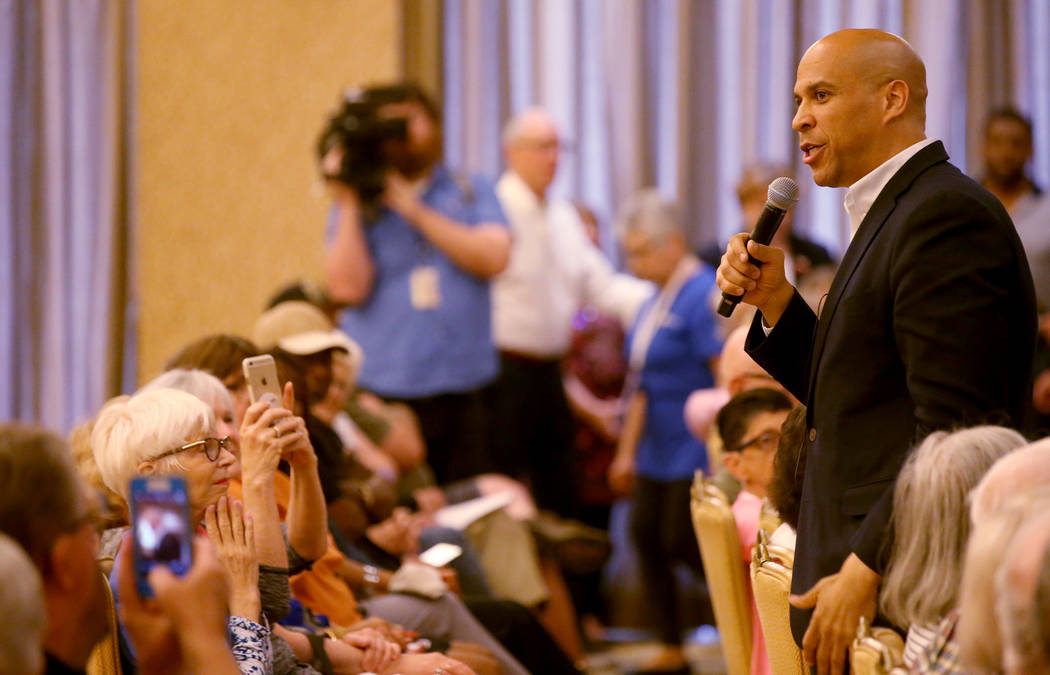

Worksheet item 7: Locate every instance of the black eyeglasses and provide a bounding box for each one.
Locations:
[734,430,780,453]
[147,436,231,463]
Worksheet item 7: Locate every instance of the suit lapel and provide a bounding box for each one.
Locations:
[805,142,950,401]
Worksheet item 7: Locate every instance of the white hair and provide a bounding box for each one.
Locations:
[880,425,1026,629]
[141,368,233,413]
[971,436,1050,526]
[615,188,683,244]
[92,388,213,502]
[0,533,45,675]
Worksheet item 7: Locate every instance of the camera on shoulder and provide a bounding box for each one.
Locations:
[317,89,408,210]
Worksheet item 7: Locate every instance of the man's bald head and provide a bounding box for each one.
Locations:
[808,29,927,120]
[503,107,562,197]
[793,29,928,186]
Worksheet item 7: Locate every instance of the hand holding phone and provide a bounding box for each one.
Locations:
[242,355,283,408]
[130,476,194,597]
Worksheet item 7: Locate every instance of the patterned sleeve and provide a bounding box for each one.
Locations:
[229,615,274,675]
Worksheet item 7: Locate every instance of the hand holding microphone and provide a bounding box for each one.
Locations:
[716,177,800,318]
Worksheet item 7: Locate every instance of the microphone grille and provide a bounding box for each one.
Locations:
[767,177,800,210]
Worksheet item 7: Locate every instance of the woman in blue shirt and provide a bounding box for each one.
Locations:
[609,190,722,674]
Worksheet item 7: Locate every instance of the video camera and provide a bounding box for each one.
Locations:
[317,89,408,210]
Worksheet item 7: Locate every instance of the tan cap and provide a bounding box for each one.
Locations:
[252,301,360,359]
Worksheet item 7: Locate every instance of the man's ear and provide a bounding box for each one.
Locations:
[137,461,156,476]
[47,534,81,592]
[723,452,746,482]
[883,79,910,122]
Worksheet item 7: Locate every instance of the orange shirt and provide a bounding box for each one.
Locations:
[228,473,363,626]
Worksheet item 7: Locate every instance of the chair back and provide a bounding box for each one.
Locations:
[86,567,122,675]
[750,531,805,675]
[850,616,905,675]
[690,471,752,675]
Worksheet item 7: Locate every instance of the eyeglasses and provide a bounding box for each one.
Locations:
[733,430,780,453]
[147,436,231,463]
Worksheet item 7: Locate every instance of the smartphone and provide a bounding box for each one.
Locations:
[129,475,193,598]
[243,354,283,407]
[418,542,463,568]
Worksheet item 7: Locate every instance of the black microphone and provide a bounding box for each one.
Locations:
[717,176,800,318]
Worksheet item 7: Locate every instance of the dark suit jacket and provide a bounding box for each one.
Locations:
[744,141,1037,643]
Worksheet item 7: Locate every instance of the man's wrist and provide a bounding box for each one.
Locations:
[759,284,795,327]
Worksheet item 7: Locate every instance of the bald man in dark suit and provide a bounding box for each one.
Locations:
[717,29,1036,674]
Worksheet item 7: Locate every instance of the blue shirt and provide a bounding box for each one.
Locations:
[626,266,722,480]
[329,165,507,398]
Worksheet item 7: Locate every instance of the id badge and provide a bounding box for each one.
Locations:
[410,266,441,310]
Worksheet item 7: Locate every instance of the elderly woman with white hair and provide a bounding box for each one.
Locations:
[879,425,1026,672]
[92,387,274,674]
[137,371,480,675]
[607,189,723,674]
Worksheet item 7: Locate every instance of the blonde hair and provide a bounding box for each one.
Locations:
[971,436,1050,526]
[880,425,1025,629]
[91,388,213,502]
[141,368,233,412]
[70,406,130,529]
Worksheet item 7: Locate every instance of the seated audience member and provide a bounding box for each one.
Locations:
[766,405,808,550]
[0,532,46,675]
[970,436,1050,525]
[684,324,800,504]
[878,426,1025,670]
[715,388,793,675]
[993,502,1050,674]
[957,488,1050,674]
[0,422,245,675]
[0,423,111,674]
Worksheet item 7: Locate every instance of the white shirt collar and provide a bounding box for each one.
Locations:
[498,170,546,209]
[843,138,938,239]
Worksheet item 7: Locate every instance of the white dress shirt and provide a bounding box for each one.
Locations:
[763,137,937,333]
[843,137,938,239]
[493,171,654,357]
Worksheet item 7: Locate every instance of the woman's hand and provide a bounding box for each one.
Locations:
[204,496,260,621]
[341,628,403,674]
[239,382,306,485]
[379,653,477,675]
[607,452,636,496]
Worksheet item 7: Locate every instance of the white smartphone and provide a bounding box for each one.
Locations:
[418,542,463,568]
[242,355,282,407]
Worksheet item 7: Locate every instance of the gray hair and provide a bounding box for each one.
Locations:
[92,388,213,502]
[0,533,44,675]
[141,368,233,412]
[615,189,683,244]
[879,425,1026,630]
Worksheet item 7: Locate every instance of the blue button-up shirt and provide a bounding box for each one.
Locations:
[330,165,507,398]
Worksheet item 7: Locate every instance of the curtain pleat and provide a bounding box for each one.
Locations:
[0,0,130,430]
[438,0,1050,258]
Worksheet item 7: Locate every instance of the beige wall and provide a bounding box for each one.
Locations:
[134,0,402,382]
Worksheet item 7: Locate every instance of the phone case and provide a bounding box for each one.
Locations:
[129,475,193,597]
[242,354,283,407]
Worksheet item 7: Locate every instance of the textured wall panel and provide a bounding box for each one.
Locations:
[135,0,401,382]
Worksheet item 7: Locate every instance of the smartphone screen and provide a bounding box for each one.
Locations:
[242,354,283,407]
[418,542,463,568]
[129,475,193,597]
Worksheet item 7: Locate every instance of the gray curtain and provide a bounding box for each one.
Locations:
[439,0,1050,256]
[0,0,132,430]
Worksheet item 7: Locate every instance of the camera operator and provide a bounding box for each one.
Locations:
[323,82,510,485]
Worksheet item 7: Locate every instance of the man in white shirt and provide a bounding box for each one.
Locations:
[717,29,1036,674]
[490,108,652,516]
